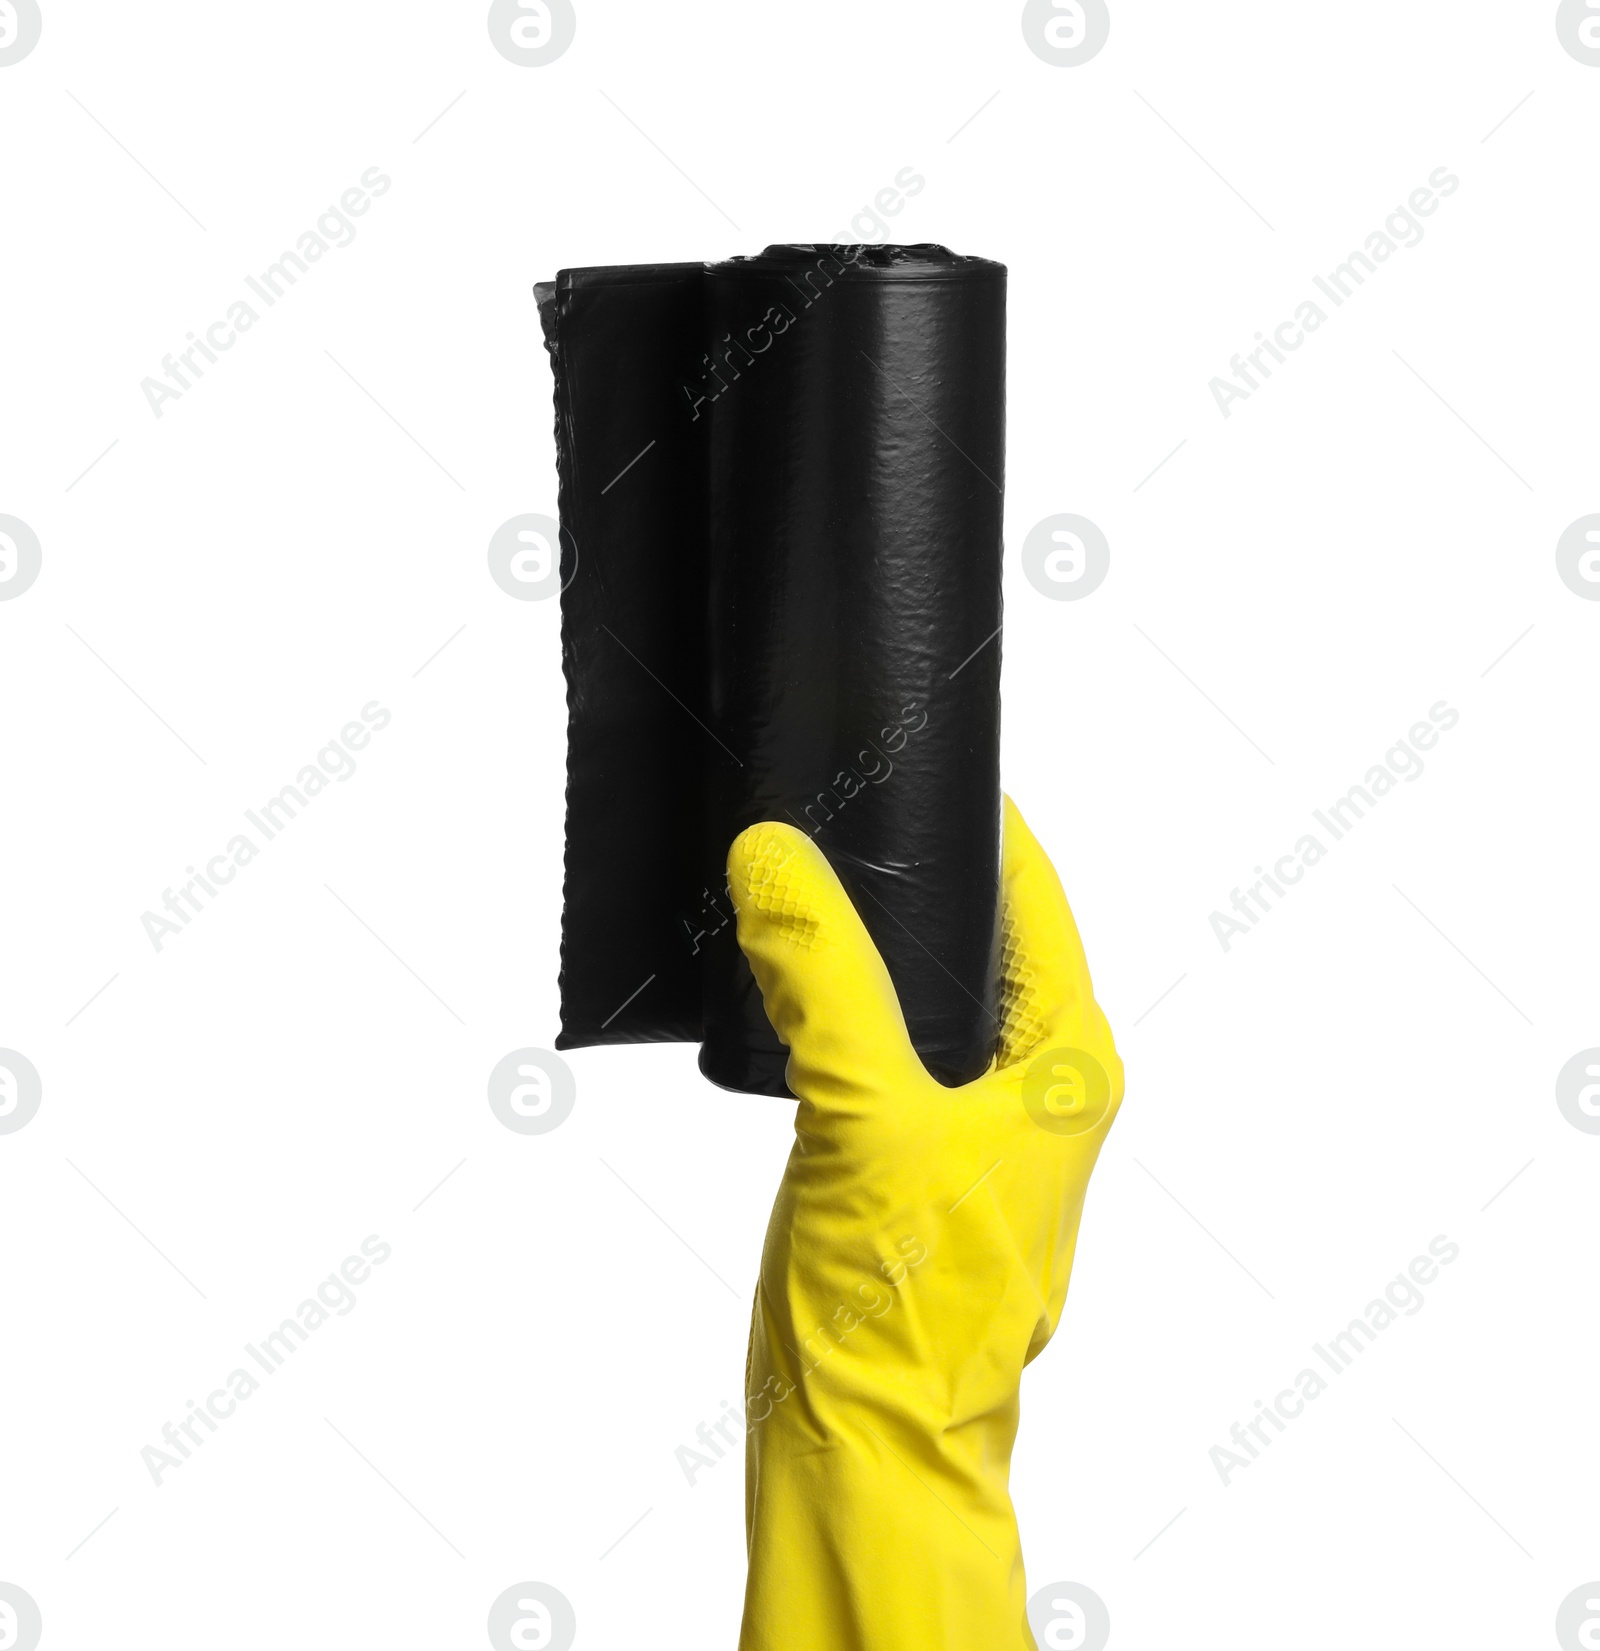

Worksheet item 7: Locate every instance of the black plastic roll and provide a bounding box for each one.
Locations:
[538,244,1005,1097]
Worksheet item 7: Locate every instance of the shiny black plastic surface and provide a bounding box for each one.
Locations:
[539,245,1005,1096]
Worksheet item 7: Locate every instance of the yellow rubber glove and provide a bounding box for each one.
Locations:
[730,796,1125,1651]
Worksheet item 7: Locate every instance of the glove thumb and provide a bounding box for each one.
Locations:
[727,823,923,1103]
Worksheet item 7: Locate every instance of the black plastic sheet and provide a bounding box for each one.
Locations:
[538,244,1005,1097]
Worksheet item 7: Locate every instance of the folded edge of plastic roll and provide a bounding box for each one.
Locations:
[536,261,712,1050]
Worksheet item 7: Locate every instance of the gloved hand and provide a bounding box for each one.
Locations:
[729,796,1125,1651]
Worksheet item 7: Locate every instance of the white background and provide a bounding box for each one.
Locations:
[2,3,1597,1647]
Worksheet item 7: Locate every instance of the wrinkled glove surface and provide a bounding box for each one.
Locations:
[731,796,1125,1651]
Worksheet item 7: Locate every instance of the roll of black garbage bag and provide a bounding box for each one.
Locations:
[538,244,1005,1097]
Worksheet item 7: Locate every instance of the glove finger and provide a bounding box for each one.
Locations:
[727,822,923,1101]
[996,794,1104,1067]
